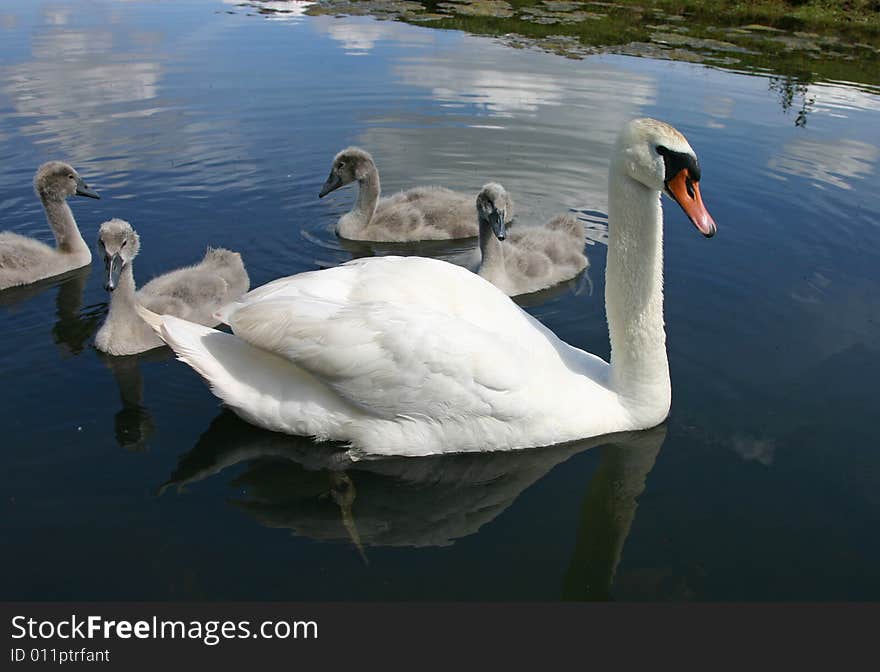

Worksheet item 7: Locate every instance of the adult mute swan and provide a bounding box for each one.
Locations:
[0,161,100,291]
[318,147,477,242]
[140,119,715,458]
[475,182,588,296]
[95,218,250,356]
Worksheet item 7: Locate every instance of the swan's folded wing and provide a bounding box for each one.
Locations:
[217,256,532,334]
[226,296,535,422]
[214,264,361,324]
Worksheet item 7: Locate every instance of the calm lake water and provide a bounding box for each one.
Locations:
[1,0,879,601]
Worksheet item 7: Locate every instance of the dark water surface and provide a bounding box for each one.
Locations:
[1,0,878,600]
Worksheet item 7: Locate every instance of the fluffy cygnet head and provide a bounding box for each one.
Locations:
[318,147,376,198]
[476,182,515,241]
[615,118,715,237]
[97,218,141,292]
[34,161,100,203]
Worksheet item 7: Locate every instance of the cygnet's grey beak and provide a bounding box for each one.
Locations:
[490,208,507,241]
[319,172,343,198]
[104,253,123,292]
[75,176,100,199]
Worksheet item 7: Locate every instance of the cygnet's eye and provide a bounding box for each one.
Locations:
[336,162,345,171]
[68,174,75,180]
[121,240,127,249]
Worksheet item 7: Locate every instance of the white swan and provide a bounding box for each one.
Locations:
[476,182,588,296]
[318,147,477,242]
[0,161,100,291]
[95,218,250,356]
[140,118,715,458]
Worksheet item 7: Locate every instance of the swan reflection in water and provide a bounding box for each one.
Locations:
[1,266,160,450]
[162,411,664,598]
[96,347,172,452]
[0,264,103,356]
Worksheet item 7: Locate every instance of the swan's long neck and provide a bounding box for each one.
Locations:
[477,216,505,278]
[43,198,88,256]
[107,264,138,323]
[351,166,380,227]
[605,168,671,418]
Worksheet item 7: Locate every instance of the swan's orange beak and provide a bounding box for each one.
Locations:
[666,169,716,238]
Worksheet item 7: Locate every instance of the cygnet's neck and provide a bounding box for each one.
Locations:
[604,168,671,418]
[42,197,89,257]
[106,263,138,323]
[477,216,506,279]
[350,166,380,228]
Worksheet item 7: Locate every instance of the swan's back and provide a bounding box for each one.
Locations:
[0,232,65,290]
[139,247,250,325]
[367,187,477,241]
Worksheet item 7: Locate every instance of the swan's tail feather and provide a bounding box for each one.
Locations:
[134,303,240,407]
[134,302,165,335]
[214,301,239,326]
[156,316,232,394]
[135,308,354,444]
[135,304,222,375]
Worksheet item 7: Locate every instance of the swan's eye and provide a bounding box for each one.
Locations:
[656,145,668,156]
